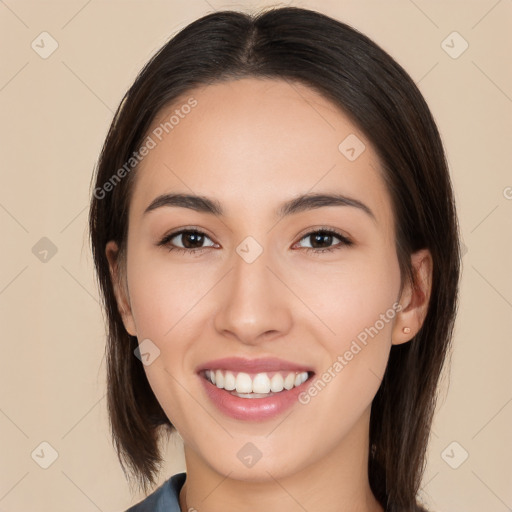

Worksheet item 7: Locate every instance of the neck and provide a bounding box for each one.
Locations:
[178,407,384,512]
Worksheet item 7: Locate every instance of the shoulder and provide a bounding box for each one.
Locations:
[124,472,187,512]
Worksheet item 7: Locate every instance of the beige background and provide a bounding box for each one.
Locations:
[0,0,511,510]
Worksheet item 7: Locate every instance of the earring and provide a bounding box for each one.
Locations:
[402,327,411,334]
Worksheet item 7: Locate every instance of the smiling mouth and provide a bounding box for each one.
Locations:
[200,369,314,398]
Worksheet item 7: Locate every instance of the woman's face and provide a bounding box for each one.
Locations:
[107,77,415,482]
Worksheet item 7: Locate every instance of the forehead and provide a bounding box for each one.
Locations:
[128,77,392,228]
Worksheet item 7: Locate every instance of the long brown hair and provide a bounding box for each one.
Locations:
[88,7,461,510]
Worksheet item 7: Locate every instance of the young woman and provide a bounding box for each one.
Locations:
[88,6,461,512]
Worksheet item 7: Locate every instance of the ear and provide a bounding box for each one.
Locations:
[105,240,137,337]
[392,248,433,345]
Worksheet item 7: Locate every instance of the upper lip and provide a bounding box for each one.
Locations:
[196,357,315,374]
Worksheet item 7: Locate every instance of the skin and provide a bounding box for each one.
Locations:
[106,78,432,512]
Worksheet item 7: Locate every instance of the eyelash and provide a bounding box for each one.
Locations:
[157,227,353,256]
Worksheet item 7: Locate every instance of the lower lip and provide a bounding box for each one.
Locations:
[199,373,313,421]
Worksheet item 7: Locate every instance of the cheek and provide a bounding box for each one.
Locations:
[290,246,401,346]
[125,251,219,427]
[290,245,401,412]
[126,249,218,340]
[295,261,400,435]
[127,254,208,432]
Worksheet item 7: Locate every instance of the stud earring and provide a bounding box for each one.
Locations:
[402,327,411,334]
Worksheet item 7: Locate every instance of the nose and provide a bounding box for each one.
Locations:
[213,243,293,346]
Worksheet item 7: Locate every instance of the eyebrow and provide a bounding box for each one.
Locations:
[143,192,376,223]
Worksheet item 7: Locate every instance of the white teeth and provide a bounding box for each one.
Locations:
[235,372,253,393]
[252,373,271,394]
[270,373,284,392]
[295,373,308,387]
[205,369,310,395]
[231,392,274,399]
[284,372,296,390]
[215,369,224,389]
[223,371,236,391]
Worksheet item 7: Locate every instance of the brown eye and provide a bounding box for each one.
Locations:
[158,229,216,253]
[309,232,336,249]
[176,231,206,249]
[295,229,353,254]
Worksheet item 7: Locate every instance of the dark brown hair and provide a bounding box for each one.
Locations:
[88,6,461,511]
